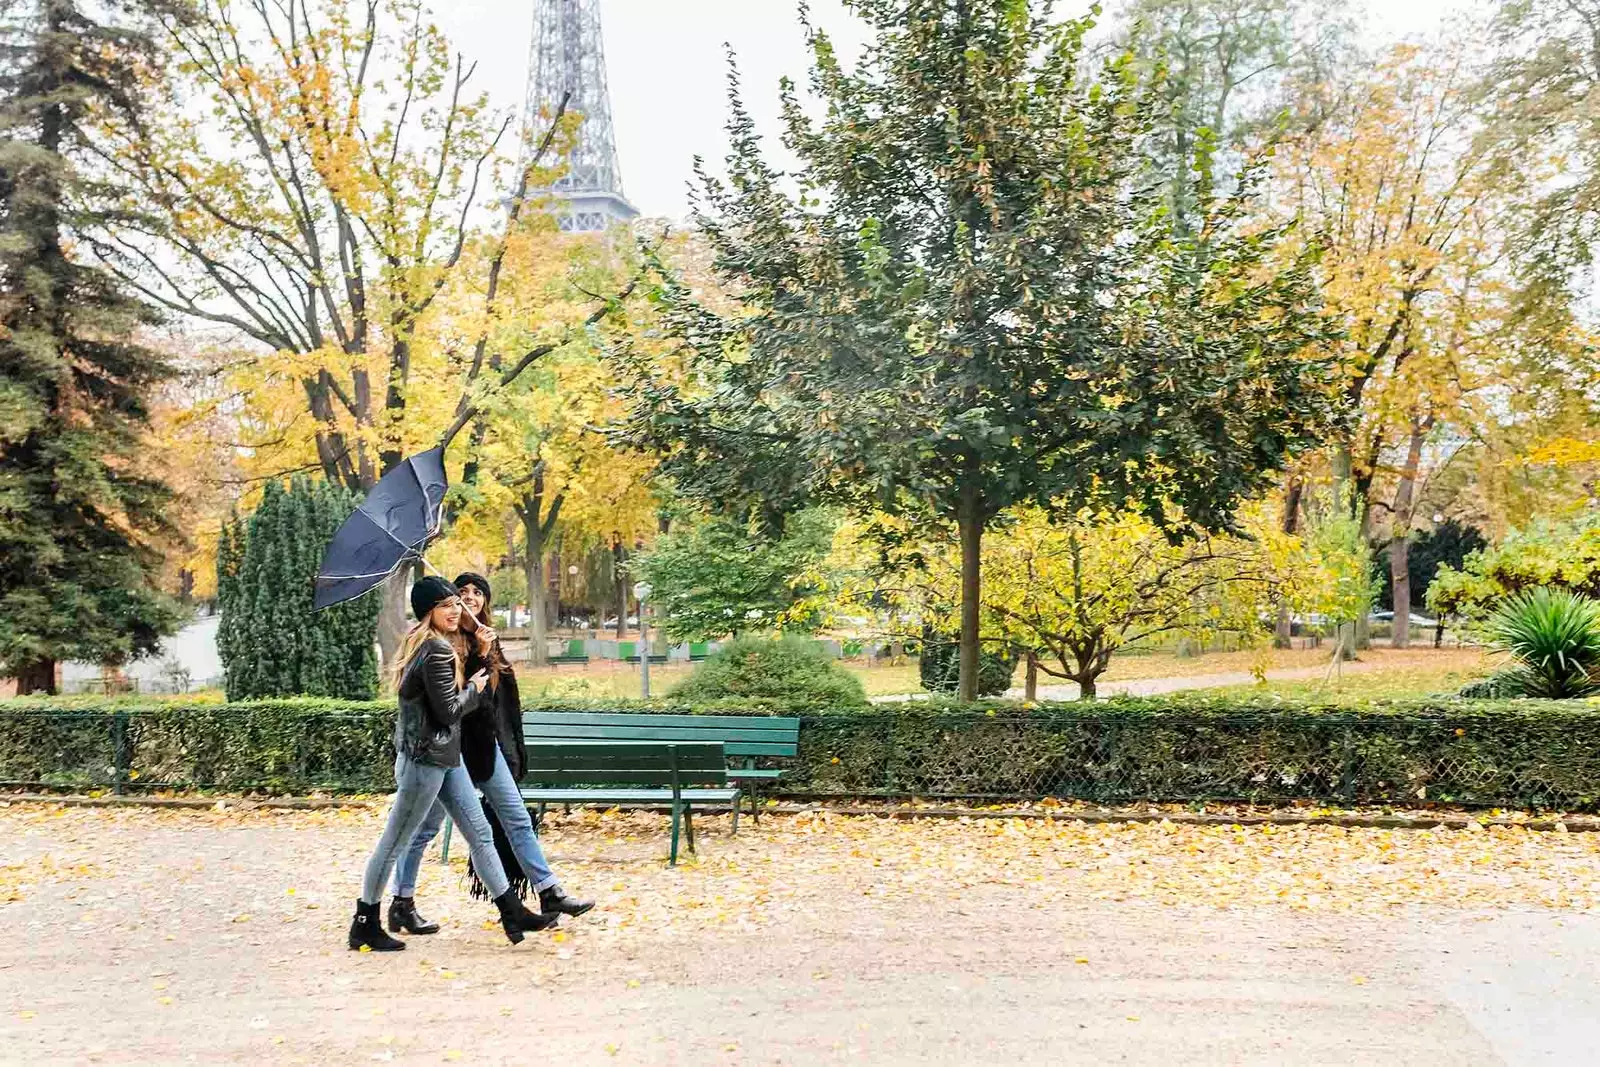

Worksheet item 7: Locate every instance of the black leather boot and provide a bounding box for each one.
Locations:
[348,899,405,952]
[387,895,439,935]
[539,886,595,917]
[493,890,559,944]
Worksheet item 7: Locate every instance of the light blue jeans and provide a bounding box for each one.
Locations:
[361,753,510,904]
[392,747,558,897]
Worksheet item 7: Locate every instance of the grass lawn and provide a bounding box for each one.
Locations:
[509,644,1496,702]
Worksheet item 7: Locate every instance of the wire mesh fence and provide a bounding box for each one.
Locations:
[4,702,1599,810]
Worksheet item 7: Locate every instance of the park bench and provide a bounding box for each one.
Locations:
[549,639,589,666]
[618,640,668,665]
[440,739,732,866]
[527,740,732,865]
[688,641,711,661]
[523,711,800,823]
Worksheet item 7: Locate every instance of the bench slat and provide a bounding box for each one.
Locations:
[525,711,799,734]
[521,788,740,803]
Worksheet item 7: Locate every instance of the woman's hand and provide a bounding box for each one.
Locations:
[468,668,490,691]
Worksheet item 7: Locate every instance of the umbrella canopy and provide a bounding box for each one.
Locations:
[313,447,449,610]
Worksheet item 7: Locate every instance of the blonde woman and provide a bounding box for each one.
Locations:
[348,576,552,951]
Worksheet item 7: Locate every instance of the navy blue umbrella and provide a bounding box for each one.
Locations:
[313,447,450,609]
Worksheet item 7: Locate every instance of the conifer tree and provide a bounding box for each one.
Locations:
[216,478,378,701]
[0,0,181,693]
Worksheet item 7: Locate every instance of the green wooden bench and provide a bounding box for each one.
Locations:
[522,740,733,865]
[617,640,668,665]
[549,639,589,666]
[688,641,711,661]
[523,711,801,823]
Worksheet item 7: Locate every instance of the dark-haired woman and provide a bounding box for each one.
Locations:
[385,571,593,936]
[347,577,554,951]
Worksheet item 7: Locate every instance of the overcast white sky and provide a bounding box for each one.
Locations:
[432,0,1481,224]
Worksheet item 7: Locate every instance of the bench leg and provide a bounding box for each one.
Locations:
[440,815,453,864]
[731,792,740,836]
[668,801,682,866]
[750,782,761,825]
[684,804,696,854]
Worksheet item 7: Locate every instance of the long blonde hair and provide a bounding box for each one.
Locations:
[392,617,466,690]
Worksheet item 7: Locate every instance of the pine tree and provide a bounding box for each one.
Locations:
[0,0,181,693]
[216,478,378,701]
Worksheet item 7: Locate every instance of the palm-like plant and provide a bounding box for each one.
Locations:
[1484,587,1600,698]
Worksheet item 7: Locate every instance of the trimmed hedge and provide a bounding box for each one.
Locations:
[6,694,1600,810]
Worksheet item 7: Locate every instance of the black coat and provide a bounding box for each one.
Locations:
[459,639,526,784]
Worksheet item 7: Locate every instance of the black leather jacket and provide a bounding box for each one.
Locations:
[394,638,483,768]
[459,639,527,784]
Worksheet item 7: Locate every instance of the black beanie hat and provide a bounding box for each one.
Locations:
[454,572,491,601]
[410,576,459,621]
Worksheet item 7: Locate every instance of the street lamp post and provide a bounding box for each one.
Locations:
[633,581,653,699]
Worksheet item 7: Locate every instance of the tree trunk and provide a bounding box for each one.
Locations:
[376,570,409,668]
[1390,537,1412,649]
[956,477,983,704]
[1389,421,1428,650]
[1273,476,1303,649]
[15,658,57,696]
[1078,675,1096,701]
[1025,652,1038,702]
[613,538,628,640]
[523,511,550,667]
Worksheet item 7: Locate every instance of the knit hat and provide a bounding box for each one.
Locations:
[454,572,491,601]
[410,576,459,621]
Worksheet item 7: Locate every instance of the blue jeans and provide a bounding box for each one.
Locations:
[392,747,558,897]
[360,753,510,904]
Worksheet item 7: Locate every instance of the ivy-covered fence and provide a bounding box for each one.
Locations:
[5,696,1600,810]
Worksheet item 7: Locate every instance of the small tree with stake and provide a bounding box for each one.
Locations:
[615,0,1343,700]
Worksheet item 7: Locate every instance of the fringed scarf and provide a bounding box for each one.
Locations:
[466,799,538,901]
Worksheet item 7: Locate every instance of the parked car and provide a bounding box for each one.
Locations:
[1372,610,1439,628]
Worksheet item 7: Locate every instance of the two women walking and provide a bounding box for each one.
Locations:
[349,575,591,951]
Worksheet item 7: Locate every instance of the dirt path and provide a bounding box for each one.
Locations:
[5,803,1600,1064]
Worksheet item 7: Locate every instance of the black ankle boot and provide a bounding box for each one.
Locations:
[539,886,595,917]
[348,899,405,952]
[387,895,439,935]
[492,890,559,944]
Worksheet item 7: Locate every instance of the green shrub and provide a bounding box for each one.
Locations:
[666,635,868,708]
[12,691,1600,810]
[1481,587,1600,698]
[919,636,1018,697]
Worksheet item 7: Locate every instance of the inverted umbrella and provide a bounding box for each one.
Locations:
[313,447,449,609]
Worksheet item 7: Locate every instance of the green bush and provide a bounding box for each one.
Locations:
[667,635,868,708]
[11,692,1600,810]
[918,635,1018,697]
[1480,587,1600,698]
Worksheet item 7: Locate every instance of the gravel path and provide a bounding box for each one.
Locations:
[4,802,1600,1064]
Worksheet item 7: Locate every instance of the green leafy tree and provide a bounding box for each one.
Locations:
[617,0,1342,700]
[1428,515,1600,626]
[1116,0,1353,228]
[1377,518,1487,614]
[1487,0,1600,273]
[635,509,835,643]
[216,478,378,700]
[0,0,182,694]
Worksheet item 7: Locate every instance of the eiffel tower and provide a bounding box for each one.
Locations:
[523,0,638,232]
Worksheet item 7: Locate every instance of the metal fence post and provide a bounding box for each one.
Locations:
[112,711,131,795]
[883,714,897,797]
[1339,725,1356,802]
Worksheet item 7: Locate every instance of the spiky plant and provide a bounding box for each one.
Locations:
[1483,587,1600,699]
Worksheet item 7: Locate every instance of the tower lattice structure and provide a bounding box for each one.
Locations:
[523,0,638,232]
